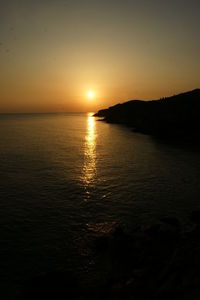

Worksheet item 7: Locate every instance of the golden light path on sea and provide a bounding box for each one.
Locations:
[82,113,97,194]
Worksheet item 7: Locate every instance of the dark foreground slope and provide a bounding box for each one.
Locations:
[94,89,200,140]
[22,212,200,300]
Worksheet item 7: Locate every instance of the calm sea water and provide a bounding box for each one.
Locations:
[1,113,200,298]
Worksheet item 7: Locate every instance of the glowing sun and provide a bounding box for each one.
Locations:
[88,90,94,99]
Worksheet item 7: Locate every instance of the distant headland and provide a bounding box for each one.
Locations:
[94,89,200,141]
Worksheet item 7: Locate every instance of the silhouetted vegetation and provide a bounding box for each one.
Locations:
[94,89,200,141]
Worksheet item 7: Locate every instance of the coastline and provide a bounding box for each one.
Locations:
[94,89,200,143]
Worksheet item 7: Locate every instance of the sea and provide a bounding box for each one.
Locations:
[1,112,200,299]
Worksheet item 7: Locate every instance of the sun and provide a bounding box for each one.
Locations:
[88,90,94,99]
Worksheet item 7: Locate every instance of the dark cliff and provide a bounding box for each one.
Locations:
[94,89,200,139]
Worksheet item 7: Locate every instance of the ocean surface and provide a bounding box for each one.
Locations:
[1,112,200,299]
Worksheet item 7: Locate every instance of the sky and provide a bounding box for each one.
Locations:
[0,0,200,113]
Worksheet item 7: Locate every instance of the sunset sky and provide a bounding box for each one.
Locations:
[0,0,200,113]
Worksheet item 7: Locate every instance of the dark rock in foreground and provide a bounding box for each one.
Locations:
[94,89,200,142]
[22,213,200,299]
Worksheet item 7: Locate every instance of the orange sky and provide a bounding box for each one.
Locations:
[0,0,200,113]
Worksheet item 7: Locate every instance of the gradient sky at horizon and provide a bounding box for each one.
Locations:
[0,0,200,112]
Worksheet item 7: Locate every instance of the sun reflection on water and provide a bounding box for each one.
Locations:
[82,113,96,189]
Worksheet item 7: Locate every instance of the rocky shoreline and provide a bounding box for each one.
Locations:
[22,211,200,299]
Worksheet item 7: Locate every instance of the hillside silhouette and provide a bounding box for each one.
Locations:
[94,89,200,140]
